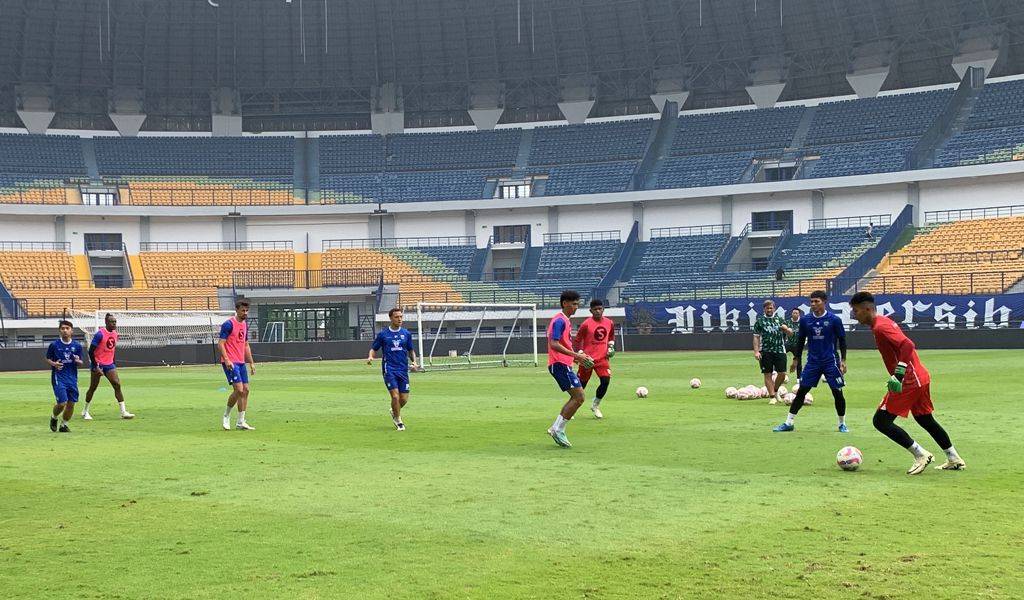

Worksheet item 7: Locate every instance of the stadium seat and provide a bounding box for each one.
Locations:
[139,250,296,288]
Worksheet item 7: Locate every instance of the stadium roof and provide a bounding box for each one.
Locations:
[2,0,1024,132]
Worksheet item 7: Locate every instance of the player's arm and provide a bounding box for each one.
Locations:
[44,344,62,370]
[791,324,806,371]
[245,341,255,375]
[406,333,418,371]
[73,345,84,366]
[572,323,585,355]
[367,334,382,365]
[752,330,762,360]
[885,328,915,393]
[217,321,232,367]
[88,332,101,371]
[607,322,616,358]
[548,320,591,364]
[835,318,848,373]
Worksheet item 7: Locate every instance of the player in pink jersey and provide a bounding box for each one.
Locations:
[218,299,256,431]
[83,313,135,420]
[573,299,616,419]
[546,290,595,448]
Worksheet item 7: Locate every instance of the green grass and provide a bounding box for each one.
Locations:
[1,350,1022,599]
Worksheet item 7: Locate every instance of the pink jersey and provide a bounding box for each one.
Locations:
[573,316,615,362]
[91,328,118,365]
[219,317,249,364]
[547,312,575,367]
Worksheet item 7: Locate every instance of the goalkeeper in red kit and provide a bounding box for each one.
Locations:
[573,299,616,419]
[849,292,965,475]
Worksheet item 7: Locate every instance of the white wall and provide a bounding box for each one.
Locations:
[476,208,549,247]
[561,204,634,239]
[821,185,908,224]
[64,217,140,254]
[148,218,223,248]
[642,199,724,240]
[392,212,466,240]
[246,216,368,252]
[919,173,1024,215]
[732,191,813,234]
[0,216,56,243]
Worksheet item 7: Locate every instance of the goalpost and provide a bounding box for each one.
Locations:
[413,302,538,370]
[69,310,236,348]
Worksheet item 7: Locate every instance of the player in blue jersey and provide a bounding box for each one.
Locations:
[773,290,849,433]
[45,320,85,433]
[367,308,418,431]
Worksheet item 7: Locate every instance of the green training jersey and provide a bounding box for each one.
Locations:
[753,313,787,354]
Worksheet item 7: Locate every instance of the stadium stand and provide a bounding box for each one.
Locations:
[806,138,918,178]
[0,248,77,288]
[933,125,1024,168]
[528,120,653,165]
[94,136,294,176]
[139,248,296,287]
[540,162,637,196]
[963,79,1024,131]
[868,215,1024,294]
[0,175,69,204]
[0,133,87,175]
[654,152,754,189]
[803,89,953,145]
[671,107,804,155]
[386,130,521,171]
[123,177,296,205]
[318,135,386,173]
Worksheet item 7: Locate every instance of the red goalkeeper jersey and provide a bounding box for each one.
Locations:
[574,316,615,362]
[870,314,929,389]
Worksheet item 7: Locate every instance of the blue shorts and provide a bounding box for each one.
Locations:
[97,363,116,374]
[53,382,79,404]
[223,362,249,385]
[549,363,583,392]
[800,357,845,390]
[384,370,410,393]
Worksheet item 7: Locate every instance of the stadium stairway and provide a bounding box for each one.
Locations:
[788,105,818,150]
[80,138,101,181]
[520,246,542,279]
[468,247,489,280]
[514,129,534,170]
[713,230,746,271]
[634,101,680,190]
[908,66,986,169]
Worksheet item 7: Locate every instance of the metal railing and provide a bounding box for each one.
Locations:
[0,187,73,204]
[925,204,1024,224]
[12,295,224,318]
[835,271,1024,295]
[84,240,126,252]
[124,187,299,207]
[542,230,621,243]
[0,241,70,251]
[322,236,475,250]
[651,224,731,238]
[232,268,385,289]
[887,248,1023,266]
[139,241,293,252]
[808,214,892,229]
[1,278,220,289]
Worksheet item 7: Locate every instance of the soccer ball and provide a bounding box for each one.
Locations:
[837,446,863,471]
[690,378,701,389]
[725,386,738,398]
[635,386,649,398]
[778,385,788,395]
[760,386,769,397]
[804,392,814,404]
[736,390,750,400]
[792,382,800,393]
[782,393,795,405]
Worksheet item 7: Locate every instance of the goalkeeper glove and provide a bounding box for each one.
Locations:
[607,341,615,359]
[577,352,594,369]
[887,361,907,393]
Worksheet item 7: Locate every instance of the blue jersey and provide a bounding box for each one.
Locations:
[46,338,83,388]
[372,327,414,375]
[799,311,846,363]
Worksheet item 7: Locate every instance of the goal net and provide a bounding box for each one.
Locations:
[69,310,237,348]
[412,302,538,370]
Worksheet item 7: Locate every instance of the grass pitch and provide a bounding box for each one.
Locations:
[1,349,1021,599]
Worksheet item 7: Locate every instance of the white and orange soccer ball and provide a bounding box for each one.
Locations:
[782,393,795,405]
[760,386,769,397]
[725,386,738,398]
[805,392,814,404]
[778,385,788,396]
[690,378,701,389]
[635,386,649,398]
[837,446,863,471]
[736,389,751,400]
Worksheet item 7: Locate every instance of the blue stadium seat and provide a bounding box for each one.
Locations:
[539,162,638,196]
[0,133,86,175]
[933,125,1024,168]
[806,139,918,178]
[528,120,654,165]
[95,137,294,176]
[655,153,754,189]
[671,107,804,155]
[964,79,1024,131]
[804,89,952,145]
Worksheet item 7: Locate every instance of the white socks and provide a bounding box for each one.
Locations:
[83,402,91,415]
[592,397,602,408]
[837,415,846,426]
[784,413,796,426]
[238,410,246,424]
[553,415,568,432]
[909,441,927,458]
[118,401,128,415]
[944,445,960,460]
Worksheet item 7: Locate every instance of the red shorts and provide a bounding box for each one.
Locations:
[879,383,934,418]
[578,360,611,382]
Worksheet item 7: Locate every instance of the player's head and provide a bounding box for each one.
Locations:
[58,320,73,340]
[790,307,802,321]
[388,308,403,328]
[589,298,604,319]
[763,299,775,317]
[235,299,250,320]
[848,291,877,325]
[104,312,116,331]
[560,290,581,316]
[809,290,828,314]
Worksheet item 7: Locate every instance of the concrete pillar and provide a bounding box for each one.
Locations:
[907,182,921,226]
[211,88,243,136]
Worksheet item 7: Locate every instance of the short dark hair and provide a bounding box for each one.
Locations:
[590,299,604,308]
[810,290,828,301]
[791,307,803,316]
[235,299,250,309]
[849,291,875,306]
[560,290,580,304]
[104,312,114,320]
[58,320,73,329]
[388,308,403,317]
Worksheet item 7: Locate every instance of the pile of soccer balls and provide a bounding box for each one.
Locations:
[723,382,813,405]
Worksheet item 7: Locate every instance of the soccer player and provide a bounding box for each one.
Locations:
[753,299,792,404]
[773,290,850,433]
[546,290,594,448]
[849,292,965,474]
[574,299,615,419]
[367,308,418,431]
[45,320,84,433]
[82,313,134,420]
[786,308,803,375]
[218,300,256,431]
